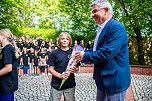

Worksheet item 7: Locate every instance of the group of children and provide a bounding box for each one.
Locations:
[0,28,91,101]
[15,34,93,77]
[16,35,57,76]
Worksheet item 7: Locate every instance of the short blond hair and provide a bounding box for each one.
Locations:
[57,32,72,47]
[0,28,19,58]
[0,28,13,39]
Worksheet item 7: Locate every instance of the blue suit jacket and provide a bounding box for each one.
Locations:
[84,18,131,94]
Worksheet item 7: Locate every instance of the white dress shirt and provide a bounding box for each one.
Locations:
[93,17,112,51]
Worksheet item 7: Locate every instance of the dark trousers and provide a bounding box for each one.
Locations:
[40,66,45,73]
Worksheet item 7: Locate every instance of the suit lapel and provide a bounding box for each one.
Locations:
[96,18,114,47]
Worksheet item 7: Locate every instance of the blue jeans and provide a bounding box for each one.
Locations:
[0,93,14,101]
[96,89,126,101]
[23,66,28,74]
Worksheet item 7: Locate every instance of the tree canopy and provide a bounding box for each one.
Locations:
[0,0,151,65]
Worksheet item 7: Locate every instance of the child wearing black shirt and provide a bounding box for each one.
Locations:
[0,29,18,101]
[48,32,79,101]
[24,38,31,50]
[16,37,24,52]
[46,47,52,75]
[21,48,29,75]
[33,51,39,75]
[39,48,47,75]
[37,35,43,47]
[32,41,39,51]
[28,48,35,76]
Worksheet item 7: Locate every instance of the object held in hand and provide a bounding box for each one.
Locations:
[59,45,83,89]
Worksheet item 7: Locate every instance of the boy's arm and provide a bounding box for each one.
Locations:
[49,66,69,80]
[49,66,62,79]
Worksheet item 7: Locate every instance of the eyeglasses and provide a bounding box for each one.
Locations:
[92,8,104,14]
[92,9,100,14]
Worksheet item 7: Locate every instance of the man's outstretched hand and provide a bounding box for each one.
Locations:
[75,51,85,61]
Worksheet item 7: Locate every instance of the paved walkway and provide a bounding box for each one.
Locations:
[15,73,152,101]
[131,75,152,101]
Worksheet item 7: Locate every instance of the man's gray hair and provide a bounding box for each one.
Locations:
[91,0,114,15]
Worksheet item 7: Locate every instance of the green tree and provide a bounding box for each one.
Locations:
[111,0,152,65]
[0,0,22,34]
[59,0,96,42]
[0,0,151,65]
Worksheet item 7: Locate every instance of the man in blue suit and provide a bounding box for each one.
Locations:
[76,0,131,101]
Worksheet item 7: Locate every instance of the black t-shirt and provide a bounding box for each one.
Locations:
[48,48,76,90]
[39,52,46,59]
[45,42,49,49]
[0,44,18,94]
[46,51,51,64]
[21,53,29,66]
[29,42,34,48]
[39,45,46,50]
[32,45,39,51]
[37,39,43,47]
[16,42,24,51]
[24,43,31,49]
[34,55,39,66]
[29,52,35,63]
[86,43,93,50]
[46,51,52,57]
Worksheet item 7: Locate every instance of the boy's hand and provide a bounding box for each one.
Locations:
[60,71,70,80]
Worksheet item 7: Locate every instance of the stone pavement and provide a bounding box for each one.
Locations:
[15,73,152,101]
[131,75,152,101]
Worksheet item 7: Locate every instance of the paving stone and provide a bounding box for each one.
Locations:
[131,74,152,101]
[14,74,152,101]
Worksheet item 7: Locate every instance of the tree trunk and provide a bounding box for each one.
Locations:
[118,0,145,65]
[133,27,145,65]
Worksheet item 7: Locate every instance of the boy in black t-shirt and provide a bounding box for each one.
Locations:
[48,32,79,101]
[0,29,18,101]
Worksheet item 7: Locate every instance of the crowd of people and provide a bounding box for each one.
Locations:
[0,30,93,100]
[16,34,57,76]
[0,0,131,101]
[13,34,93,76]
